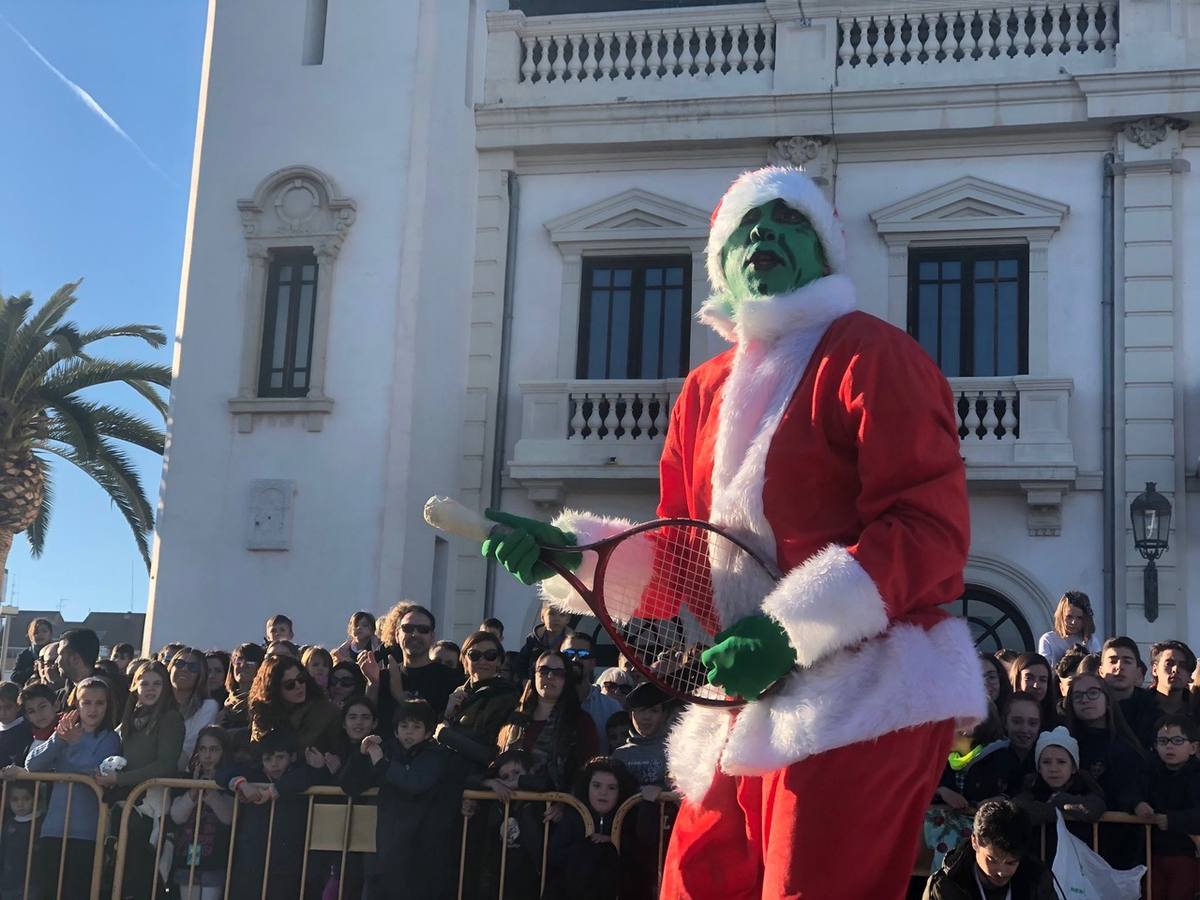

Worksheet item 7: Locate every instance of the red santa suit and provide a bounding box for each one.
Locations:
[540,167,985,898]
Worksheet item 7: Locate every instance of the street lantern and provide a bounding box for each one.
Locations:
[1130,481,1172,622]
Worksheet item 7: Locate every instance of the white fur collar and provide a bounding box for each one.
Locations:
[696,274,857,344]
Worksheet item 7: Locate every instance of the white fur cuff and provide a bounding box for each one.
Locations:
[761,544,889,668]
[538,510,648,618]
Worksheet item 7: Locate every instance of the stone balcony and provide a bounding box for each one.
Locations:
[477,1,1200,150]
[485,1,1118,105]
[508,374,1077,531]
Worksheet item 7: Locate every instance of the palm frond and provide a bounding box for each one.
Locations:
[12,325,86,398]
[25,456,53,557]
[42,437,154,568]
[75,323,166,350]
[31,358,172,403]
[43,395,101,459]
[0,294,35,383]
[122,378,170,419]
[71,402,165,455]
[0,281,80,396]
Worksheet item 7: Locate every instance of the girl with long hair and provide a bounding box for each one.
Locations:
[497,650,597,791]
[1062,672,1146,800]
[169,647,220,770]
[1037,591,1100,668]
[979,653,1012,710]
[1008,652,1059,729]
[168,725,234,899]
[25,677,119,900]
[205,651,231,706]
[301,645,334,692]
[222,643,265,729]
[248,655,340,751]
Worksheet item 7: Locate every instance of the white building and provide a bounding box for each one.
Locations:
[148,0,1198,660]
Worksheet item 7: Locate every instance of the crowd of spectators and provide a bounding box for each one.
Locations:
[0,587,1196,899]
[0,600,676,900]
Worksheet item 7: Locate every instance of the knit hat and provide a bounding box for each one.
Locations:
[706,166,846,294]
[1034,726,1080,770]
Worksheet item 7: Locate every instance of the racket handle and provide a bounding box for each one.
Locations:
[423,495,495,544]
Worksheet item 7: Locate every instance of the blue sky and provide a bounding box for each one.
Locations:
[0,1,208,620]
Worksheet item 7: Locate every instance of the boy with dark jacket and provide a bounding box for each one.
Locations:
[0,682,32,768]
[220,729,315,900]
[1130,714,1200,900]
[350,699,457,900]
[924,799,1058,900]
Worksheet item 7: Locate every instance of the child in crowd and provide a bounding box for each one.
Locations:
[224,729,314,900]
[980,654,1012,711]
[265,614,294,645]
[935,702,1007,810]
[17,684,58,755]
[1014,726,1105,861]
[0,781,42,900]
[464,749,544,900]
[169,725,234,900]
[923,798,1058,899]
[516,601,571,680]
[613,683,670,789]
[604,711,630,755]
[1130,715,1200,900]
[0,683,31,768]
[24,677,120,900]
[544,757,636,900]
[1009,653,1060,729]
[360,699,456,900]
[1037,591,1100,668]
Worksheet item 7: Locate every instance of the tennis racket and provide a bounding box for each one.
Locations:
[423,495,782,707]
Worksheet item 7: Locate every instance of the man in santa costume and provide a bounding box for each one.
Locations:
[483,166,986,898]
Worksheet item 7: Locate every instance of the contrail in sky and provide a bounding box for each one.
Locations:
[0,12,178,186]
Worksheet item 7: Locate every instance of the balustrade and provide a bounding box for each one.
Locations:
[837,3,1118,72]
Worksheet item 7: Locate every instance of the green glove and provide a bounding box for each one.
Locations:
[481,509,581,586]
[701,615,796,699]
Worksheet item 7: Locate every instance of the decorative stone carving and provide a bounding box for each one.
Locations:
[769,136,833,186]
[1022,483,1064,537]
[237,165,357,257]
[1122,117,1189,150]
[247,479,295,550]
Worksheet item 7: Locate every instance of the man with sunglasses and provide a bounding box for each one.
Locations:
[561,633,622,752]
[373,604,462,727]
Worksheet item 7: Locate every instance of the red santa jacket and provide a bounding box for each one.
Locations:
[543,274,986,801]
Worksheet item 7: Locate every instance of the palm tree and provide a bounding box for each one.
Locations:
[0,281,171,580]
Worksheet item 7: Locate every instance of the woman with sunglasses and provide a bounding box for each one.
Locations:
[221,642,265,729]
[168,646,220,770]
[328,660,370,706]
[497,649,597,791]
[435,631,519,771]
[248,655,341,751]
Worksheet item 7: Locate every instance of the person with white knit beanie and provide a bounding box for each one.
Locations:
[481,166,984,898]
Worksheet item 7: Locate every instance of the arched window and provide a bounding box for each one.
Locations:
[942,586,1033,654]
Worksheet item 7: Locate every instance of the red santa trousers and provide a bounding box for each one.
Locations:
[660,719,953,900]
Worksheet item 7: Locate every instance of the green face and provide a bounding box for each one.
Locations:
[720,199,828,300]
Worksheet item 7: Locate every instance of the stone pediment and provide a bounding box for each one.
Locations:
[545,188,712,245]
[870,176,1068,237]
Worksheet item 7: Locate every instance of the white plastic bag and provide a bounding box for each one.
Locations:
[1050,810,1145,900]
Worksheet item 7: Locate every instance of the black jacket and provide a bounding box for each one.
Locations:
[437,677,519,769]
[923,843,1058,900]
[353,738,457,900]
[1131,756,1200,857]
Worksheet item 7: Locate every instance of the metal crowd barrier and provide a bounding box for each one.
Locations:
[0,771,110,900]
[457,789,593,900]
[923,804,1172,897]
[109,777,379,900]
[611,790,681,894]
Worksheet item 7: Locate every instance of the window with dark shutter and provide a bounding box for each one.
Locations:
[258,249,320,397]
[908,245,1029,377]
[577,256,691,380]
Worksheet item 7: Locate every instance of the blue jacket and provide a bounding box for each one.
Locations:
[25,730,120,840]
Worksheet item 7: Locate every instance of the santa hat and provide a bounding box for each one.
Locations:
[706,166,846,294]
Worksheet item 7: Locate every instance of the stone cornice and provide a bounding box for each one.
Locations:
[475,70,1200,151]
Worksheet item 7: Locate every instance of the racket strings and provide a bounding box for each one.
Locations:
[604,524,741,703]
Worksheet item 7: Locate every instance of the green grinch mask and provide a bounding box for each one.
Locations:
[719,199,829,300]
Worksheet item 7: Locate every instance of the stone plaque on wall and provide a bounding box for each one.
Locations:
[247,479,295,550]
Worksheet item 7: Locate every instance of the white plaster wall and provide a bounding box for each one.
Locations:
[149,1,482,650]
